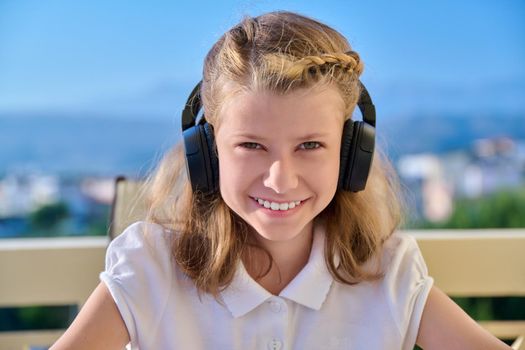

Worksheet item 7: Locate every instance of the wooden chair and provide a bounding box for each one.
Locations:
[0,236,107,349]
[0,177,143,350]
[0,177,142,349]
[108,176,148,240]
[412,229,525,349]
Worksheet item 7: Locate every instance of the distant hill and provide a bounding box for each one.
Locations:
[0,111,523,176]
[368,79,525,119]
[0,114,176,177]
[380,112,525,159]
[3,78,523,121]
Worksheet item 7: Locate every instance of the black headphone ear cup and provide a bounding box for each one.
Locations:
[346,121,375,191]
[203,122,219,192]
[338,119,355,190]
[182,121,218,195]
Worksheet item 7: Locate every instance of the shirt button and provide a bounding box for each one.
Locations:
[267,339,282,350]
[269,300,282,313]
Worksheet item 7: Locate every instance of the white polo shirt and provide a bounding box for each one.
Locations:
[100,221,433,350]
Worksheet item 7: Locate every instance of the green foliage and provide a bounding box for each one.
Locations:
[84,204,111,236]
[410,186,525,229]
[23,202,110,237]
[0,305,76,331]
[29,201,69,232]
[452,297,525,321]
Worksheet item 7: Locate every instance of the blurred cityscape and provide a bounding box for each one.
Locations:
[0,115,173,237]
[399,136,525,224]
[1,114,524,237]
[0,173,113,237]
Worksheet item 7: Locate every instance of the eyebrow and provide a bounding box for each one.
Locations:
[232,132,331,141]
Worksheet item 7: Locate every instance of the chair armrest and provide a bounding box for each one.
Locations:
[512,335,524,350]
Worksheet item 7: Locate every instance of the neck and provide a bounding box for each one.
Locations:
[243,221,315,295]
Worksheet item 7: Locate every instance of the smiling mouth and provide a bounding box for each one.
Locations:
[251,197,305,211]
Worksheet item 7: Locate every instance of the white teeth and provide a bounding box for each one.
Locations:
[253,197,302,211]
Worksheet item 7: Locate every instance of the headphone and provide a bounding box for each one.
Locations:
[181,80,376,195]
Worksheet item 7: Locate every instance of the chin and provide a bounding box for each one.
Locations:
[248,220,311,243]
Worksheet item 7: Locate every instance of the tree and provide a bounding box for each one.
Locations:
[29,202,69,232]
[410,186,525,229]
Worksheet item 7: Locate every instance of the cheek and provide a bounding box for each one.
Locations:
[304,151,340,195]
[217,151,257,202]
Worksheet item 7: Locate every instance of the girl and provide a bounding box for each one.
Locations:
[51,11,510,350]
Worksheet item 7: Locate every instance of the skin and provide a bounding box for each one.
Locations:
[417,287,510,349]
[50,86,511,350]
[214,86,344,293]
[50,283,129,350]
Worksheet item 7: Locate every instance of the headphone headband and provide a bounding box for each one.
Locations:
[357,81,376,127]
[182,80,376,130]
[181,81,203,131]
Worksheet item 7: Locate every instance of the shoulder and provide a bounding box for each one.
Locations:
[110,220,173,250]
[382,231,421,262]
[109,221,174,258]
[102,221,175,286]
[381,231,426,272]
[379,230,432,293]
[100,222,177,346]
[378,231,434,347]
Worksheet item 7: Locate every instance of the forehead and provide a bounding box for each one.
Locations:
[215,86,346,137]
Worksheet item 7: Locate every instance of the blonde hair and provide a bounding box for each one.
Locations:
[144,11,404,296]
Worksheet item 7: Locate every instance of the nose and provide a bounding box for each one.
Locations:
[263,156,299,194]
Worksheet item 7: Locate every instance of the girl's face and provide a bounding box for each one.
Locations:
[215,86,345,245]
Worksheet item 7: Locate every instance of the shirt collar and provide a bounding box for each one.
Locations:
[220,222,336,318]
[220,259,273,318]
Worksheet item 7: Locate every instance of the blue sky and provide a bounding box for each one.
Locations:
[0,0,524,112]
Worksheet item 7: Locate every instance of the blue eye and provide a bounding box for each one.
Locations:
[240,142,262,149]
[300,141,321,150]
